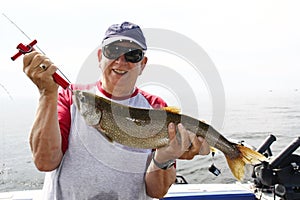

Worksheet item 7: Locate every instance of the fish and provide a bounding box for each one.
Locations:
[73,90,266,181]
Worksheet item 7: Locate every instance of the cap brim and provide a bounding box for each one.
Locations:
[102,36,146,50]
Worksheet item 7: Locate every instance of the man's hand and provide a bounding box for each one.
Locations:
[23,51,58,94]
[179,135,210,160]
[154,123,210,163]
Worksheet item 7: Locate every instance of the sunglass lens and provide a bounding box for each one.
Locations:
[124,50,144,63]
[103,45,144,63]
[103,45,121,59]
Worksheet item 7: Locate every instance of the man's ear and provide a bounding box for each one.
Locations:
[97,49,102,62]
[139,56,148,75]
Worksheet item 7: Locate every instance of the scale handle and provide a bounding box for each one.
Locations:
[11,40,70,89]
[52,73,70,89]
[11,40,37,61]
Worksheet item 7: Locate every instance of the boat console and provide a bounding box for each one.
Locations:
[162,135,300,200]
[252,135,300,200]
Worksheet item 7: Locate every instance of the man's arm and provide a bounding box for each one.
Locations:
[30,92,63,171]
[145,158,176,198]
[145,122,210,198]
[145,123,194,198]
[24,51,63,171]
[145,123,178,198]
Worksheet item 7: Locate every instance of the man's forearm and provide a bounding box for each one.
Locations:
[30,92,63,171]
[145,160,176,198]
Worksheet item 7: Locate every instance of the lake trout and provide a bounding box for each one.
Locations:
[73,90,266,181]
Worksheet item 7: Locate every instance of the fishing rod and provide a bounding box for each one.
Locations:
[2,13,71,90]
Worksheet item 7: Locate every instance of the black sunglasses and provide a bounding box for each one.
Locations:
[102,44,144,63]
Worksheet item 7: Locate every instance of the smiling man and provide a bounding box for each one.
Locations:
[99,28,147,98]
[23,21,209,199]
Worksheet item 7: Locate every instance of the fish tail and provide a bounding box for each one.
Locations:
[225,144,266,181]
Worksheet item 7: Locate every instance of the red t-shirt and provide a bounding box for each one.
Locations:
[57,81,167,153]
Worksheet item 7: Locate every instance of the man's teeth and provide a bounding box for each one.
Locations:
[113,69,127,74]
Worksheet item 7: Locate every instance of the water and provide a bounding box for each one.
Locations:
[0,97,44,192]
[177,90,300,184]
[0,91,299,192]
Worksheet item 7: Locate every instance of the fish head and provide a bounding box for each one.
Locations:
[73,90,102,126]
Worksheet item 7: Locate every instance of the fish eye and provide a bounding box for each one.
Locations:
[79,95,85,102]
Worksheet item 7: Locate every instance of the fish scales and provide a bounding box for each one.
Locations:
[73,90,266,181]
[76,90,241,157]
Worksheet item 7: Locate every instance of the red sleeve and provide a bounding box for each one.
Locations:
[57,82,98,154]
[57,87,73,154]
[137,88,168,108]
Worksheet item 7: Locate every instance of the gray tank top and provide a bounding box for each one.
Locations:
[42,90,153,200]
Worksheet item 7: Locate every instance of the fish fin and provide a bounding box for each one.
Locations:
[225,144,266,181]
[239,145,267,164]
[210,146,218,153]
[200,119,207,123]
[103,134,114,143]
[94,125,114,143]
[161,106,181,114]
[225,155,245,181]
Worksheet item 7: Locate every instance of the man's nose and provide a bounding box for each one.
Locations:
[115,54,127,63]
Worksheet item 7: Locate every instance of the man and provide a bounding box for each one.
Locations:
[23,21,209,199]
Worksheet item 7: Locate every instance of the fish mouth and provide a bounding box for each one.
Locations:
[73,90,83,109]
[112,69,128,75]
[73,91,102,126]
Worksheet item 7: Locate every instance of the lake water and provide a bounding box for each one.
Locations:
[0,90,299,192]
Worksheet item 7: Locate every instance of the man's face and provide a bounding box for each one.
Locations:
[98,40,147,96]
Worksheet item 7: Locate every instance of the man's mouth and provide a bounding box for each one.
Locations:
[113,69,128,75]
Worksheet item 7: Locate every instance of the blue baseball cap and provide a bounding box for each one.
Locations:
[102,22,147,50]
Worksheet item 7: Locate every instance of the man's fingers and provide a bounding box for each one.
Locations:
[177,123,191,151]
[23,51,39,72]
[187,132,201,154]
[198,136,210,155]
[168,123,176,140]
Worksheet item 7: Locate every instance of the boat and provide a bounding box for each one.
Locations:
[162,135,300,200]
[0,135,299,200]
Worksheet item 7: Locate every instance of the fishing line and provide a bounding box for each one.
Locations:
[2,13,45,55]
[0,83,13,101]
[2,13,72,87]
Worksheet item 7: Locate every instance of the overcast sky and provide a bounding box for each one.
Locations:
[1,0,299,101]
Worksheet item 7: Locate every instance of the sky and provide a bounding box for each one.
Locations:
[0,0,300,102]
